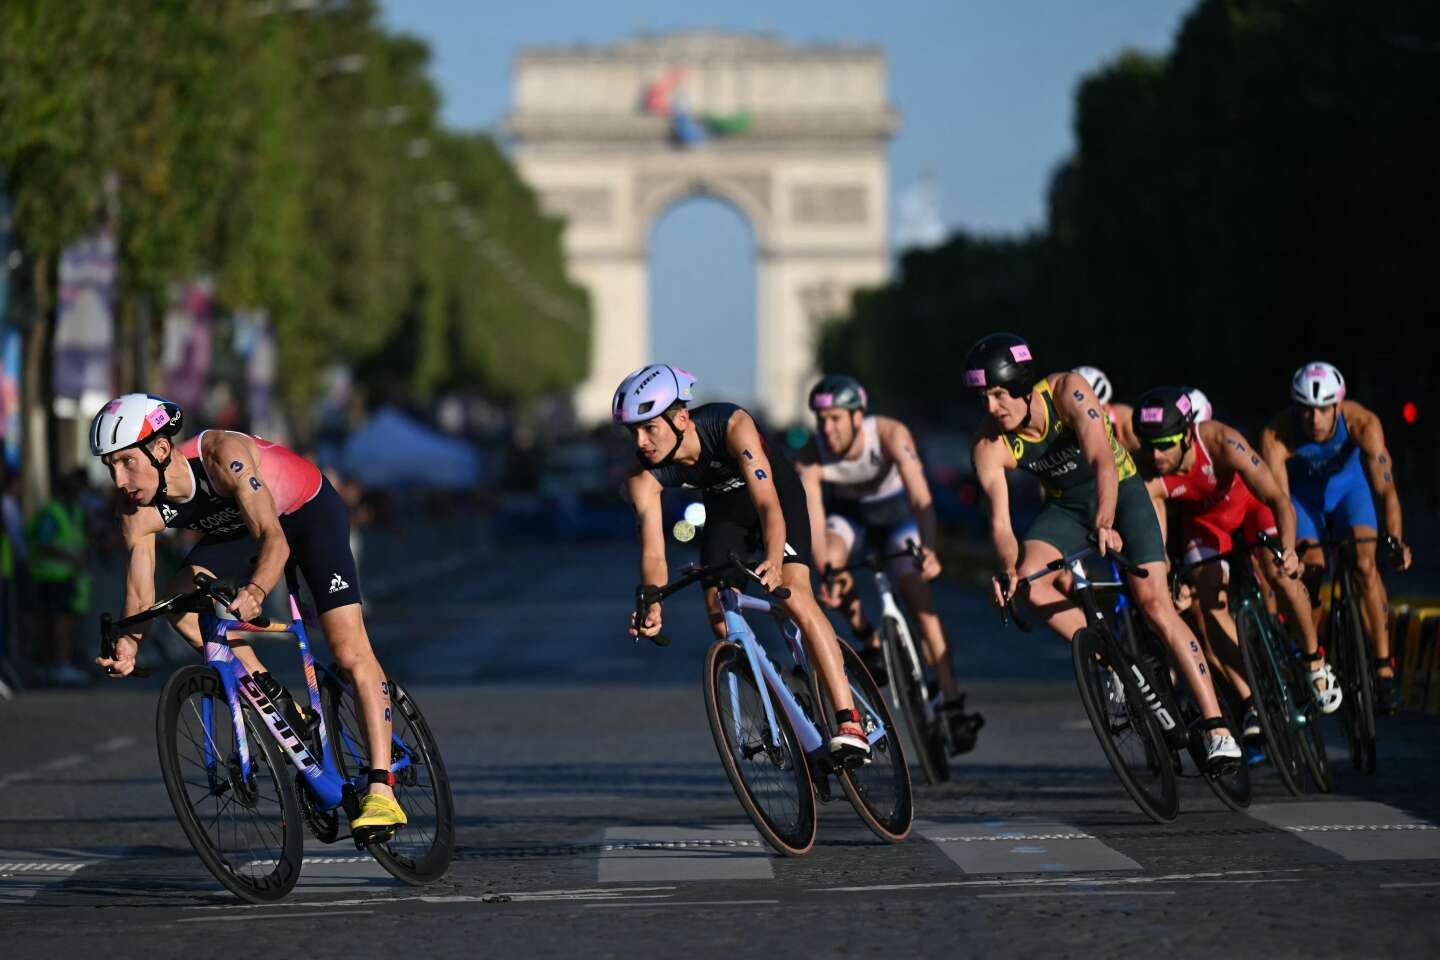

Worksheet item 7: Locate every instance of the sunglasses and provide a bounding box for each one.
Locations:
[1143,433,1185,451]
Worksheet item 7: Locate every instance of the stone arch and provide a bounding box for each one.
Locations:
[508,31,897,424]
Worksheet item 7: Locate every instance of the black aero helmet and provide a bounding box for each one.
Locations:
[963,332,1036,398]
[1133,386,1198,446]
[809,374,868,413]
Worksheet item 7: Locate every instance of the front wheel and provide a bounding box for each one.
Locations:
[810,641,914,843]
[703,641,817,856]
[1072,628,1179,824]
[1237,608,1304,796]
[320,669,455,884]
[881,617,948,785]
[156,664,304,902]
[1333,584,1376,775]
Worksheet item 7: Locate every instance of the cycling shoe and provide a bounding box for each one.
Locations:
[829,709,871,767]
[941,696,985,755]
[351,792,408,843]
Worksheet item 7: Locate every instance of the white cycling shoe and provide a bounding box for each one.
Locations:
[829,709,871,767]
[1306,660,1343,715]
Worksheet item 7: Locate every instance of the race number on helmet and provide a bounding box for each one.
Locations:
[89,394,184,457]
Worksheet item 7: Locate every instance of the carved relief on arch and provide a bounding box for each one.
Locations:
[539,187,615,227]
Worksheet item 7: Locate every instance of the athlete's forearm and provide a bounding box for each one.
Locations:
[1381,489,1404,544]
[123,544,157,641]
[913,501,939,550]
[640,548,668,589]
[757,499,788,562]
[1092,457,1119,526]
[249,529,291,596]
[991,525,1020,574]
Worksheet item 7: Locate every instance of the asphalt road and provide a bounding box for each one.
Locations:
[2,538,1438,958]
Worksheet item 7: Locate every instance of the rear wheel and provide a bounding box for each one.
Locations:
[1289,650,1334,793]
[1071,629,1179,824]
[320,669,455,884]
[156,665,303,903]
[1333,580,1376,774]
[810,642,914,842]
[703,641,817,856]
[881,616,948,785]
[1195,685,1252,811]
[1237,608,1304,796]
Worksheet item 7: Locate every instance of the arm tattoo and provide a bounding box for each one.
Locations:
[903,445,920,461]
[1384,472,1392,484]
[1073,390,1085,402]
[1251,456,1261,467]
[1379,455,1388,465]
[742,449,754,461]
[1086,408,1100,420]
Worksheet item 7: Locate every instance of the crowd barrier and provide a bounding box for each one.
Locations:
[1392,602,1440,715]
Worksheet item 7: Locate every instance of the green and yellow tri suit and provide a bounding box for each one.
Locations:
[1004,378,1165,564]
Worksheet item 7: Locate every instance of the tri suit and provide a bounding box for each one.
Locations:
[1004,378,1165,564]
[1158,424,1277,564]
[816,416,920,570]
[647,403,813,571]
[157,431,361,612]
[1285,411,1377,543]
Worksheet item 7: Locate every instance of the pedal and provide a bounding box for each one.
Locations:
[352,824,400,849]
[812,775,834,804]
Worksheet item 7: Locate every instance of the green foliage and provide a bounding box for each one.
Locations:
[0,0,589,427]
[827,0,1437,444]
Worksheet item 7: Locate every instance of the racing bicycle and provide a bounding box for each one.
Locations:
[1001,541,1250,823]
[634,555,913,855]
[100,572,454,902]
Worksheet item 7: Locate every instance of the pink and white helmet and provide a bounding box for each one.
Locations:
[1291,362,1345,408]
[611,364,697,424]
[89,393,184,457]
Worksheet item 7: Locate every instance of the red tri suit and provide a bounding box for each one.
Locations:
[1158,425,1277,563]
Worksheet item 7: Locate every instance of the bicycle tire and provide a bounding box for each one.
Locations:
[1333,579,1376,774]
[1236,608,1304,796]
[156,664,304,903]
[1071,628,1179,824]
[808,641,914,842]
[320,670,456,884]
[881,616,947,785]
[703,640,817,856]
[1289,649,1333,793]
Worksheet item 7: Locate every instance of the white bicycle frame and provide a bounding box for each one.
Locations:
[719,588,888,755]
[873,569,935,725]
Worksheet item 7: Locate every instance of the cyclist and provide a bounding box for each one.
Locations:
[968,334,1241,771]
[1260,362,1413,714]
[794,374,983,754]
[617,365,870,764]
[88,394,406,835]
[1132,386,1340,742]
[1074,365,1138,451]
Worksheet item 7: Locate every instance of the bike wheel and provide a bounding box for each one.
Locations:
[1333,583,1376,774]
[1071,628,1179,824]
[1236,609,1304,796]
[320,670,455,884]
[809,641,915,842]
[156,664,304,903]
[703,640,817,856]
[1289,652,1334,793]
[882,616,948,785]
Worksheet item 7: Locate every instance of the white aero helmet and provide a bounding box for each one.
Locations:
[89,393,184,457]
[1186,387,1213,423]
[612,364,697,425]
[1073,365,1113,405]
[1291,361,1345,408]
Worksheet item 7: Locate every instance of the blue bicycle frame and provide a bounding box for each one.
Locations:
[198,592,411,812]
[718,588,890,757]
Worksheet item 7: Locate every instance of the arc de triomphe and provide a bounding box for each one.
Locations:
[507,31,898,424]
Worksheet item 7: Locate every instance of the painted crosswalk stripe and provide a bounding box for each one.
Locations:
[918,820,1140,874]
[1247,802,1440,861]
[596,825,773,883]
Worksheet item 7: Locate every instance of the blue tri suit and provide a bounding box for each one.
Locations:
[1286,411,1378,543]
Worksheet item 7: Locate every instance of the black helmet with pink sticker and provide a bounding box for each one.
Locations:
[963,333,1036,398]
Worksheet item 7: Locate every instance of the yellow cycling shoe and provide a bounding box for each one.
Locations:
[351,793,408,832]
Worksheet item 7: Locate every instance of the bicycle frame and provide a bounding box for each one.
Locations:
[718,588,889,758]
[197,592,410,813]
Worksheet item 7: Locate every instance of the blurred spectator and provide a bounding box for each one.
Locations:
[26,468,92,687]
[1,462,29,676]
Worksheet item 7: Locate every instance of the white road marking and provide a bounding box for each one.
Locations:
[596,826,774,884]
[96,736,137,753]
[40,755,86,772]
[1380,881,1440,889]
[583,899,780,909]
[977,891,1176,899]
[1248,802,1440,862]
[919,820,1139,873]
[818,868,1300,893]
[178,910,374,923]
[181,886,679,910]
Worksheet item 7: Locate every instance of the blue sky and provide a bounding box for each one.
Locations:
[381,0,1195,401]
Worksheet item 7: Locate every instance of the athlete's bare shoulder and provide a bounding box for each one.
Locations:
[1261,409,1295,451]
[118,499,165,544]
[971,420,1015,470]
